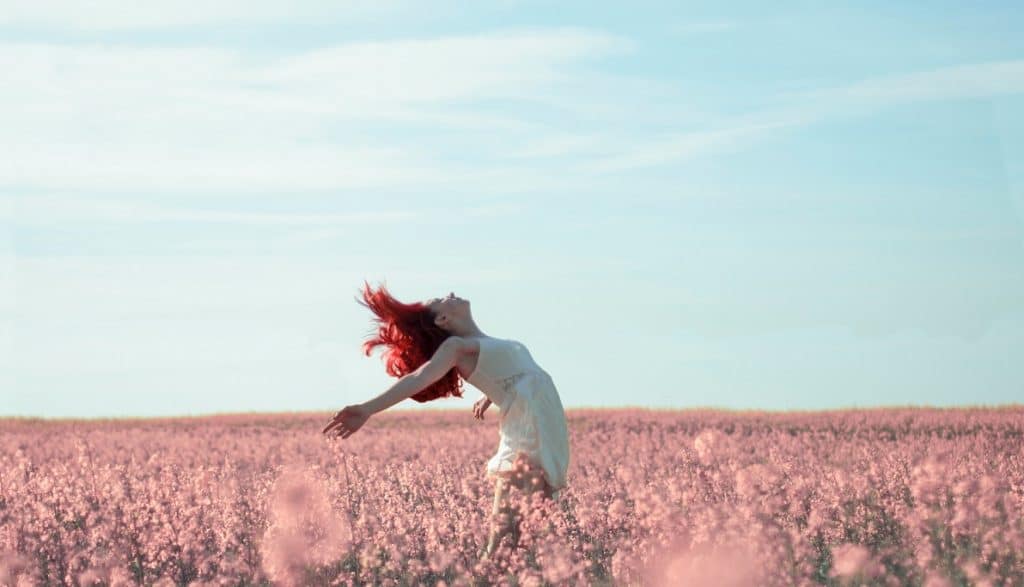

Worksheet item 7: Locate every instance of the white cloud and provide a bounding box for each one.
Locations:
[503,132,608,159]
[0,0,399,30]
[12,194,413,225]
[11,194,523,227]
[671,21,738,35]
[575,117,801,173]
[576,60,1024,174]
[788,60,1024,107]
[260,29,633,97]
[6,142,461,192]
[0,28,632,193]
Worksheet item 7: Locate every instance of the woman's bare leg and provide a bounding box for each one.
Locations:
[484,475,513,558]
[484,456,555,558]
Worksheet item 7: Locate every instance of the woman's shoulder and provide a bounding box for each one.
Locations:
[444,335,489,353]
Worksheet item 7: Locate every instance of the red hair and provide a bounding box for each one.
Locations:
[355,280,465,403]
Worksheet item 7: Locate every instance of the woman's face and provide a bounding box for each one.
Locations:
[426,292,469,328]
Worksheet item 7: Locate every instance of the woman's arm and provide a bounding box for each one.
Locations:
[360,336,462,415]
[324,337,462,438]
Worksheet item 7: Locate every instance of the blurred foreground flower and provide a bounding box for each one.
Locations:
[693,429,731,466]
[643,536,760,586]
[260,465,353,587]
[829,542,883,580]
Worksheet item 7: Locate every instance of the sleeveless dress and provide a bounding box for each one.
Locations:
[465,337,570,500]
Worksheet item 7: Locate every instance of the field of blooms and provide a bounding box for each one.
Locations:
[1,406,1023,586]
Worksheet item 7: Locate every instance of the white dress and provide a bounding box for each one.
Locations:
[466,337,570,499]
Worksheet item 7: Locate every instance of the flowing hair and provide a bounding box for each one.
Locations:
[354,280,465,403]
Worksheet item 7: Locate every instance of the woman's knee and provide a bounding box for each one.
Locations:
[490,478,515,520]
[517,471,553,497]
[492,468,552,512]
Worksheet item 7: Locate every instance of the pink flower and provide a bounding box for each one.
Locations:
[693,429,727,465]
[260,465,353,586]
[923,571,953,587]
[643,537,760,587]
[829,543,882,579]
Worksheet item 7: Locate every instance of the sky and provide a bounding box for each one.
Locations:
[2,1,1023,418]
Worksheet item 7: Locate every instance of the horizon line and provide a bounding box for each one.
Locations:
[3,403,1023,423]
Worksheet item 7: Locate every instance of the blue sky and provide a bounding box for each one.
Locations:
[2,1,1022,418]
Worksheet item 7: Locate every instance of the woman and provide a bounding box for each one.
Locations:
[322,281,571,559]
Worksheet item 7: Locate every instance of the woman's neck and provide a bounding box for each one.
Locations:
[451,320,486,338]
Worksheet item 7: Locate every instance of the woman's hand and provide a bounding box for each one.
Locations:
[473,397,492,420]
[323,404,372,439]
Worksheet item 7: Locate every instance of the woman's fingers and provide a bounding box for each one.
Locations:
[472,397,490,420]
[323,407,351,434]
[324,419,346,435]
[323,411,345,434]
[324,405,368,440]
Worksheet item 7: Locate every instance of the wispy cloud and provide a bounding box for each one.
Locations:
[0,28,632,194]
[0,0,402,30]
[785,60,1024,106]
[13,194,524,226]
[504,132,609,159]
[575,59,1024,173]
[671,21,738,35]
[13,195,413,225]
[575,117,802,173]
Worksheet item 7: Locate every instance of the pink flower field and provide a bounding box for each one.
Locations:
[1,407,1022,586]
